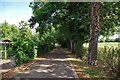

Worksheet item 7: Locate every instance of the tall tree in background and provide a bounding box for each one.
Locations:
[0,21,19,40]
[87,2,120,65]
[87,2,101,65]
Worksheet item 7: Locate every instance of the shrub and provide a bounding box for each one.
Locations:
[12,38,37,65]
[7,47,13,57]
[115,38,120,42]
[36,32,56,55]
[98,46,120,78]
[75,41,87,59]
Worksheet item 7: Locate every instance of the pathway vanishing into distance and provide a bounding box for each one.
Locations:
[15,48,79,79]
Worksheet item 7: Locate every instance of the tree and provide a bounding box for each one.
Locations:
[0,21,19,40]
[29,2,90,55]
[87,2,101,65]
[87,2,120,65]
[29,2,120,61]
[19,21,32,39]
[0,21,11,39]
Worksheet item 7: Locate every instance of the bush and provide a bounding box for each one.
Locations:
[105,39,115,42]
[36,32,56,55]
[7,47,13,57]
[114,38,120,42]
[98,38,119,42]
[75,41,87,59]
[12,38,37,65]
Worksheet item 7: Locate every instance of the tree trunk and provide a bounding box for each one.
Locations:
[117,53,120,77]
[70,39,75,53]
[87,2,101,65]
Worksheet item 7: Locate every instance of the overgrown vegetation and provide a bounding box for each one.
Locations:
[0,21,36,64]
[0,21,56,65]
[75,46,120,78]
[34,26,57,55]
[66,46,120,78]
[11,21,37,64]
[98,47,120,78]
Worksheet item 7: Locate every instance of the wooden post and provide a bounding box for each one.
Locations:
[5,42,7,59]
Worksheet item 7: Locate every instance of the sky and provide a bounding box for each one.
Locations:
[0,1,33,26]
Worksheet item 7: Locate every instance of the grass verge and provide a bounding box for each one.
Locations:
[64,48,114,79]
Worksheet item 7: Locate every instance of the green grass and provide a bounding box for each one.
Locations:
[78,61,104,78]
[83,42,120,48]
[84,69,103,77]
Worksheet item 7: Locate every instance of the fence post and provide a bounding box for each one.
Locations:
[5,43,7,59]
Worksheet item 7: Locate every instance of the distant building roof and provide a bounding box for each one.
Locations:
[0,39,13,44]
[2,39,12,42]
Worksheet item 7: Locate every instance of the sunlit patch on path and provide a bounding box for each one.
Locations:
[15,48,79,79]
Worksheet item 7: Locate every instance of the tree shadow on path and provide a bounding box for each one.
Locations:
[14,48,78,79]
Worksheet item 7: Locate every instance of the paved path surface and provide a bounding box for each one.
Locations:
[15,48,78,79]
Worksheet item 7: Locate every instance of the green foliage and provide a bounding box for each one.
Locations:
[29,2,119,57]
[0,21,11,39]
[0,20,56,64]
[75,41,86,59]
[115,38,120,42]
[100,2,120,37]
[12,38,33,64]
[99,38,116,42]
[12,21,37,65]
[84,69,103,77]
[29,2,91,55]
[98,47,120,77]
[7,47,13,57]
[28,2,120,72]
[36,26,57,54]
[0,21,19,40]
